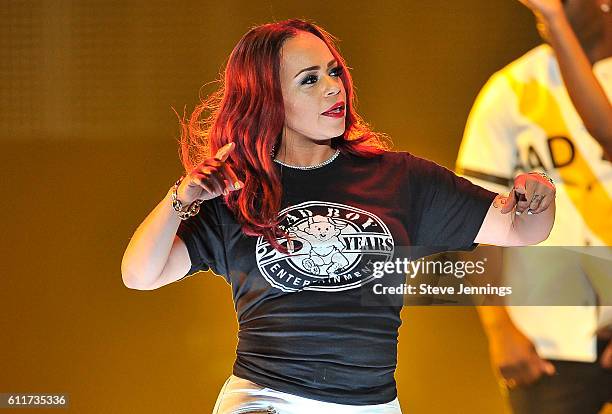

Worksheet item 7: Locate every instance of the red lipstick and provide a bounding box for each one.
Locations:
[321,101,345,118]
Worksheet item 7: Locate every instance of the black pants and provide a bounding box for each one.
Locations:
[508,339,612,414]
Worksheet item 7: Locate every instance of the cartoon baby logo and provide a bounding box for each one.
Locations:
[287,215,350,276]
[255,201,394,292]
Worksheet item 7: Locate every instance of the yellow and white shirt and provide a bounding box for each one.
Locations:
[457,44,612,362]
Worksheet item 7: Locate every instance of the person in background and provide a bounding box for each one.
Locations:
[456,0,612,413]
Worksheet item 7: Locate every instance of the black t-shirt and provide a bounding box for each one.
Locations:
[176,150,496,405]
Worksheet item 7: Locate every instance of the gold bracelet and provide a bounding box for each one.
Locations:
[171,175,203,220]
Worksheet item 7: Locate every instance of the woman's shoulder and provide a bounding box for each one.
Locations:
[370,150,439,169]
[345,149,445,171]
[372,150,456,182]
[345,148,412,164]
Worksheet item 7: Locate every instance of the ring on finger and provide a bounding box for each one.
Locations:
[529,194,544,207]
[527,194,544,215]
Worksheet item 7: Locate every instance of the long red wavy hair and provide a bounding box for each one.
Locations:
[176,18,392,254]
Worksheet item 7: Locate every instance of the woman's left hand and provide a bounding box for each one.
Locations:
[517,0,564,20]
[499,172,556,215]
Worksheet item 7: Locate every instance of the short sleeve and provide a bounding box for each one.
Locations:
[456,72,519,192]
[406,153,497,251]
[175,197,227,280]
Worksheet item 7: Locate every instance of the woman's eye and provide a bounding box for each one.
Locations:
[330,66,343,77]
[300,66,344,85]
[301,75,318,85]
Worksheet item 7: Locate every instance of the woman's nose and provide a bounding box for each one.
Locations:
[325,83,340,97]
[324,75,341,97]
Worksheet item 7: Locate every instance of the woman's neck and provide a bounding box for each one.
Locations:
[274,137,335,167]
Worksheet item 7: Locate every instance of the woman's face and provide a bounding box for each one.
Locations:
[279,31,347,143]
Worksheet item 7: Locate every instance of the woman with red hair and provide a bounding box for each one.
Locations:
[122,18,556,413]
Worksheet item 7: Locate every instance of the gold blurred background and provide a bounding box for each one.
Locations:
[1,1,543,412]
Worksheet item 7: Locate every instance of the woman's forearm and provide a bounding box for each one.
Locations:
[543,11,612,154]
[121,188,182,289]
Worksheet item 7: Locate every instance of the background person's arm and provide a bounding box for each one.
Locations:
[477,305,556,387]
[519,0,612,157]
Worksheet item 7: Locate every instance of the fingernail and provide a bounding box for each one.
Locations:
[527,210,533,215]
[215,143,233,160]
[515,211,522,216]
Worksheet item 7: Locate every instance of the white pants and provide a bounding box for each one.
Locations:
[212,374,403,414]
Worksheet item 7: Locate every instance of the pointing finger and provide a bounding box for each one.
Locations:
[214,141,236,162]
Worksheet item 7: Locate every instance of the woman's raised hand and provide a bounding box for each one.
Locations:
[176,142,244,204]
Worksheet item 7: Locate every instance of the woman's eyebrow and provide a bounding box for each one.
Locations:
[293,59,337,78]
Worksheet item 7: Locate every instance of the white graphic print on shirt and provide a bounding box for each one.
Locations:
[255,201,395,292]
